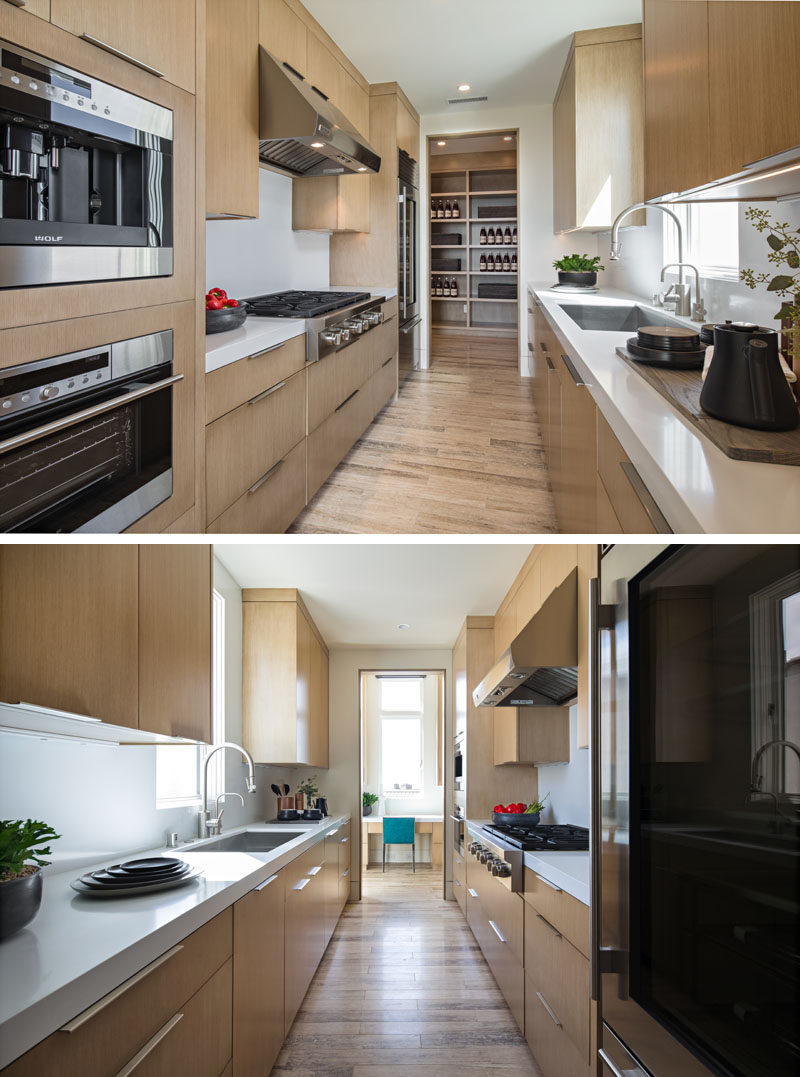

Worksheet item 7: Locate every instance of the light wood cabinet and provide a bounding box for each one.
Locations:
[138,546,212,743]
[242,588,329,767]
[292,174,370,234]
[5,0,50,19]
[453,850,466,913]
[596,412,665,533]
[557,352,597,534]
[206,0,259,219]
[553,25,643,233]
[49,0,196,92]
[338,821,351,904]
[494,708,569,766]
[0,545,139,729]
[233,872,285,1077]
[305,29,342,103]
[258,0,306,74]
[206,438,307,536]
[284,845,326,1033]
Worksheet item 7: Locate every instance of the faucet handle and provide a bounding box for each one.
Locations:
[692,299,707,323]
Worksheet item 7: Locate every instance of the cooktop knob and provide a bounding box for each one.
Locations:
[321,329,342,346]
[40,385,59,401]
[495,861,512,877]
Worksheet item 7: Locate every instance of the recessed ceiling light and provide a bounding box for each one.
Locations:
[437,140,447,146]
[458,83,471,93]
[397,623,410,631]
[503,136,513,142]
[357,166,367,171]
[311,141,324,148]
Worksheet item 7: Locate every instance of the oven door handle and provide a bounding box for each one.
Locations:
[0,374,183,456]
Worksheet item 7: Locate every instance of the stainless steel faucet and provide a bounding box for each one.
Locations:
[200,742,256,838]
[747,738,800,812]
[660,262,706,321]
[206,792,245,836]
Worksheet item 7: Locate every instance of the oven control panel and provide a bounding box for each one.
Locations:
[0,348,111,419]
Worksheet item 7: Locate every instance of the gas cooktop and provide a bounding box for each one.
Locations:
[243,290,371,318]
[483,823,589,851]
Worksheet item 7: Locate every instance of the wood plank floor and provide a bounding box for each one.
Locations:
[273,864,542,1076]
[289,335,557,534]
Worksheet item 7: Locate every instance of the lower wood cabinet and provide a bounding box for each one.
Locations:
[284,845,328,1034]
[233,871,285,1077]
[453,850,466,912]
[338,821,352,904]
[596,412,663,533]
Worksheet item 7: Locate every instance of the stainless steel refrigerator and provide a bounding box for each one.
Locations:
[398,148,421,384]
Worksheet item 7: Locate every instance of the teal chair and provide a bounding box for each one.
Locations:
[382,817,415,872]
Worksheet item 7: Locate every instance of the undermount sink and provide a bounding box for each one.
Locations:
[558,303,685,332]
[199,830,304,853]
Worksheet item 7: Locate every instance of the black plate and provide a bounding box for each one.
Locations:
[119,857,185,873]
[626,338,705,369]
[637,325,701,352]
[84,864,192,889]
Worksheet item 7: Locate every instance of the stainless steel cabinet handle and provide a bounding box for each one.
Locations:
[539,341,548,352]
[327,828,340,837]
[619,460,673,533]
[248,340,288,360]
[247,458,284,495]
[293,877,310,891]
[255,874,278,891]
[60,945,184,1031]
[528,342,533,352]
[536,991,562,1027]
[80,34,164,78]
[335,388,359,412]
[598,1048,648,1077]
[341,866,350,878]
[308,865,323,876]
[536,913,562,938]
[340,836,349,844]
[488,919,507,943]
[399,315,422,334]
[467,887,479,898]
[536,874,562,892]
[115,1013,183,1076]
[455,878,462,887]
[544,355,555,371]
[248,379,286,405]
[0,374,183,457]
[382,356,393,368]
[4,1,27,7]
[561,353,586,387]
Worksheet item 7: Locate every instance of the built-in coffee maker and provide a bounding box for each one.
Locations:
[0,39,173,288]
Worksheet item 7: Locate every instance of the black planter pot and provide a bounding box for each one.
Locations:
[362,805,372,817]
[557,270,597,287]
[0,869,43,940]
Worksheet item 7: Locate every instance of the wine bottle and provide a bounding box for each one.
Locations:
[487,254,495,272]
[488,227,495,245]
[436,277,443,296]
[479,227,487,245]
[479,253,487,272]
[504,227,512,245]
[512,226,517,244]
[450,278,457,297]
[437,200,444,218]
[452,201,460,219]
[503,254,511,272]
[511,253,517,273]
[431,201,436,219]
[444,200,452,219]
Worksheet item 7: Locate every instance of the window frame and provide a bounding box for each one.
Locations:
[662,202,740,284]
[380,712,424,798]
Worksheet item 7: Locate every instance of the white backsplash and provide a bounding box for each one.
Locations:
[205,167,330,297]
[536,705,589,828]
[600,201,800,329]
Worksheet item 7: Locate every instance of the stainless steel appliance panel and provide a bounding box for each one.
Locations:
[398,314,421,385]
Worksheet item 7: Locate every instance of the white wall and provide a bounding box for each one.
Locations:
[535,705,590,828]
[420,103,599,373]
[600,201,800,328]
[327,647,452,897]
[205,168,330,296]
[0,558,296,875]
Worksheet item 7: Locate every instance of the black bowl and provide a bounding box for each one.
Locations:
[491,811,540,827]
[206,302,248,335]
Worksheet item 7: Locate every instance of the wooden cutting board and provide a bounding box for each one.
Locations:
[616,347,800,466]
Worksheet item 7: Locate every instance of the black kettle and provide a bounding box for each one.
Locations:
[700,322,798,431]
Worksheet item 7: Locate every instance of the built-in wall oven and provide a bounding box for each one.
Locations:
[0,331,180,531]
[595,543,800,1077]
[0,39,173,288]
[451,809,464,858]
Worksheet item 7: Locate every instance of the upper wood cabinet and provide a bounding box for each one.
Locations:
[242,588,329,767]
[9,0,50,19]
[49,0,196,92]
[206,0,259,219]
[552,25,643,233]
[259,0,306,74]
[0,545,212,741]
[494,708,569,766]
[643,1,800,200]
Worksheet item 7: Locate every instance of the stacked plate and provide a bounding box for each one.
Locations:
[626,325,706,369]
[71,857,202,898]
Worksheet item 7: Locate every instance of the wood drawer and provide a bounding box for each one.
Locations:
[464,869,524,1031]
[3,910,232,1076]
[307,331,374,434]
[306,374,376,499]
[206,437,306,534]
[368,316,398,375]
[525,904,590,1061]
[525,971,591,1077]
[205,367,306,524]
[206,334,306,423]
[371,352,398,414]
[523,867,590,958]
[596,412,664,534]
[453,851,466,912]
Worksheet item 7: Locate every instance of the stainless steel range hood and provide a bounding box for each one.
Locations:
[258,47,381,178]
[473,568,578,708]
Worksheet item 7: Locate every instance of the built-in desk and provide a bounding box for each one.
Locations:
[362,814,444,868]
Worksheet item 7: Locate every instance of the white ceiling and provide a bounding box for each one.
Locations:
[303,0,642,115]
[430,133,516,155]
[214,542,533,647]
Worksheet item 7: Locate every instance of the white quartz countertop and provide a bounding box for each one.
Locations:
[528,282,800,534]
[0,816,348,1069]
[523,850,590,906]
[204,287,397,373]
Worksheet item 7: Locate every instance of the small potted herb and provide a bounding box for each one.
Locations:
[0,819,60,940]
[553,254,605,288]
[362,791,379,817]
[296,775,320,812]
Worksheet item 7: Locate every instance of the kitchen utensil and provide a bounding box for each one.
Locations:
[80,866,193,889]
[295,793,305,811]
[700,321,799,431]
[271,783,282,798]
[491,812,541,828]
[277,796,295,813]
[283,784,290,795]
[118,857,184,873]
[277,809,299,821]
[315,797,329,817]
[303,808,322,821]
[71,866,202,897]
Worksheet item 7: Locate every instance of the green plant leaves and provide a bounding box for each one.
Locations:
[0,819,61,880]
[767,275,796,292]
[767,233,785,251]
[786,249,800,269]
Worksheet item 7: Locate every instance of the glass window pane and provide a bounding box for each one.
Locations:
[381,717,422,793]
[156,744,199,803]
[379,677,423,712]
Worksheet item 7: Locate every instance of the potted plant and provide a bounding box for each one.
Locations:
[0,819,60,940]
[740,207,800,382]
[553,253,605,288]
[362,791,379,817]
[296,775,320,812]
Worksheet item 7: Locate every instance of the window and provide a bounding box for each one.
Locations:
[663,202,739,281]
[380,676,423,713]
[379,675,424,796]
